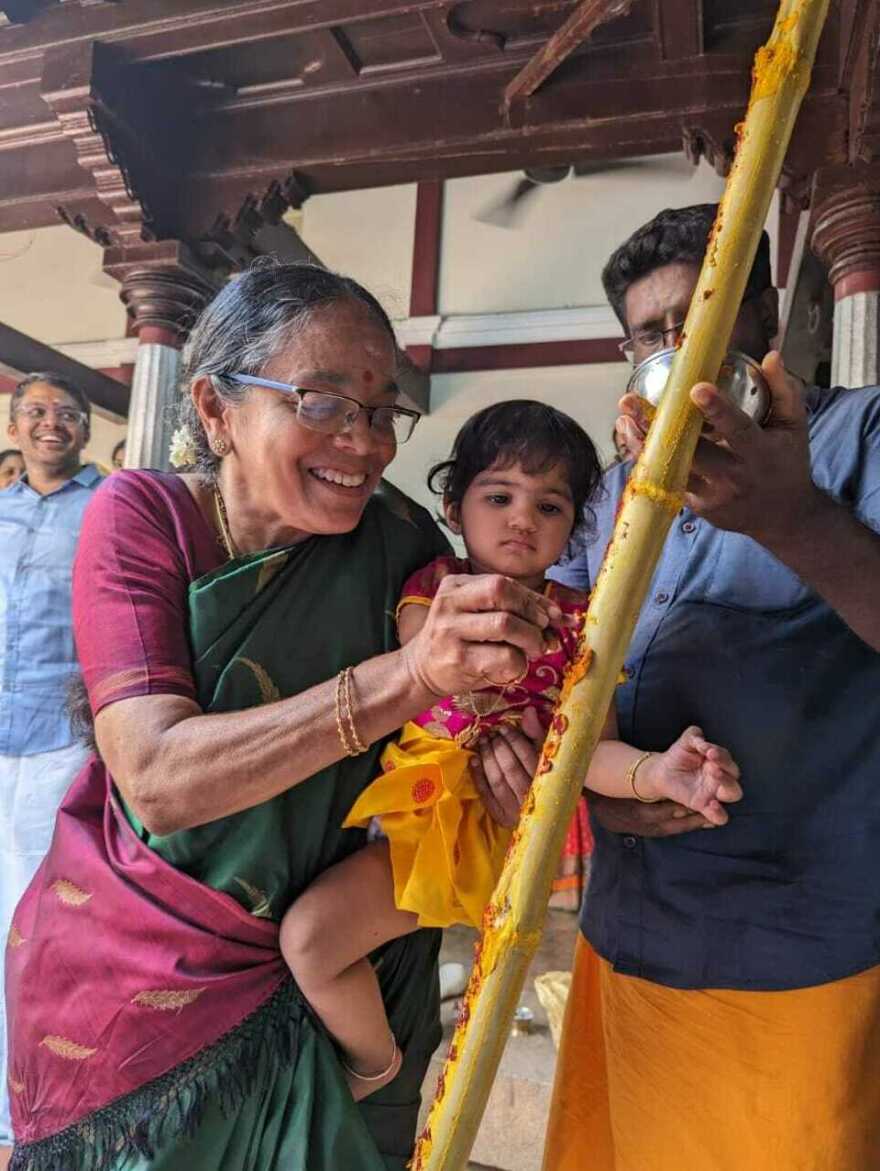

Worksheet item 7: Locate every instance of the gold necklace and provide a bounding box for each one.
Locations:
[213,486,238,560]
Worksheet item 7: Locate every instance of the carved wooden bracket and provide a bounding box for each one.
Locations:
[103,240,220,340]
[41,42,148,245]
[203,171,311,268]
[682,125,736,177]
[812,165,880,289]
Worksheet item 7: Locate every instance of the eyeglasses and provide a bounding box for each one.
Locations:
[13,404,87,427]
[618,320,686,364]
[226,374,421,444]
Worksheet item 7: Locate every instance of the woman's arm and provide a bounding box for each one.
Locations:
[98,573,561,836]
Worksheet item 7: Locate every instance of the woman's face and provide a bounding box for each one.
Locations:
[222,300,400,540]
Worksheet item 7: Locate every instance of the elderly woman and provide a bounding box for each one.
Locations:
[5,265,555,1171]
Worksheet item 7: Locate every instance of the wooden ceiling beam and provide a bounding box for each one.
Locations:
[502,0,634,114]
[654,0,703,60]
[0,322,129,419]
[0,0,449,68]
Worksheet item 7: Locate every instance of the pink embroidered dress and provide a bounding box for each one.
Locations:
[343,555,590,928]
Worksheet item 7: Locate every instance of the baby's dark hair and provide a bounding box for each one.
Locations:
[428,400,601,541]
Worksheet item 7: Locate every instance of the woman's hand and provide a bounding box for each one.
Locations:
[402,574,563,700]
[471,707,544,827]
[638,726,742,826]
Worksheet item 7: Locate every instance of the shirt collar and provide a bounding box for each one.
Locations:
[15,462,102,496]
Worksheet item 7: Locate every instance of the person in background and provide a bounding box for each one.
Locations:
[544,204,880,1171]
[111,438,126,469]
[0,449,24,490]
[0,372,101,1164]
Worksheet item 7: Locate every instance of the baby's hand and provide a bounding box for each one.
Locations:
[642,726,742,826]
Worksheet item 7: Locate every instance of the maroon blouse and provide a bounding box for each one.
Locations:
[73,470,224,718]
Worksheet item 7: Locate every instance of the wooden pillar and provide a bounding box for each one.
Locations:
[104,243,218,469]
[406,180,444,375]
[812,185,880,388]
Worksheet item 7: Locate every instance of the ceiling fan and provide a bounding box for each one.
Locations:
[475,155,697,228]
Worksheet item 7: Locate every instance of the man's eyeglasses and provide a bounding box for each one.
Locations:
[14,404,87,428]
[226,374,421,444]
[618,320,686,364]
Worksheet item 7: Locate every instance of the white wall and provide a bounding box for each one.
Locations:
[0,226,126,344]
[438,158,729,314]
[300,183,417,321]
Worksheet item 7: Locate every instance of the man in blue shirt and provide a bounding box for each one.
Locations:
[0,373,102,1153]
[544,205,880,1171]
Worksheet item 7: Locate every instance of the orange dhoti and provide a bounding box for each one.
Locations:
[543,934,880,1171]
[343,722,511,929]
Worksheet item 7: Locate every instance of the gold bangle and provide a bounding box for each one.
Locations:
[627,750,660,803]
[340,1034,398,1082]
[341,667,368,756]
[334,671,356,757]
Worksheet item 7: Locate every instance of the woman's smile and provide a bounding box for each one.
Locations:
[309,466,370,490]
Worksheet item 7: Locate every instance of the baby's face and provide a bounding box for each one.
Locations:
[449,459,575,590]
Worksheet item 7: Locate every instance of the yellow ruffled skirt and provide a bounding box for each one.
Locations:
[342,722,511,929]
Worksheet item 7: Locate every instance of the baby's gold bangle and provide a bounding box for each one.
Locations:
[627,750,661,803]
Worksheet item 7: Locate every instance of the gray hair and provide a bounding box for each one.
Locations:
[176,261,396,477]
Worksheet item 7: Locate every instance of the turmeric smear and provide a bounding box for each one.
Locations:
[625,478,684,515]
[750,8,804,101]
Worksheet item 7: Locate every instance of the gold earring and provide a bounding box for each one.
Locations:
[212,438,229,456]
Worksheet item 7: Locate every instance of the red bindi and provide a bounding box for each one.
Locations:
[362,369,374,384]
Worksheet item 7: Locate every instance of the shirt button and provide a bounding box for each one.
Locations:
[682,521,696,534]
[622,835,638,849]
[654,591,670,605]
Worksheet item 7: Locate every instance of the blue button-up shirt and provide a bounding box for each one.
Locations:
[0,464,102,756]
[551,386,880,990]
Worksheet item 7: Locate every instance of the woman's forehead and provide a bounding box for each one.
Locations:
[266,320,398,395]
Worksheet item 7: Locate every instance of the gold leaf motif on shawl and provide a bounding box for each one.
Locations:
[233,876,274,918]
[51,879,92,907]
[40,1035,97,1060]
[236,658,281,704]
[255,552,289,595]
[7,924,25,949]
[131,988,206,1011]
[8,1076,24,1094]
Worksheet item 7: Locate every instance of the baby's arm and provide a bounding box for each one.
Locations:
[588,709,743,826]
[397,601,430,646]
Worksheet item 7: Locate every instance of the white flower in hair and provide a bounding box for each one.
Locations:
[169,425,197,469]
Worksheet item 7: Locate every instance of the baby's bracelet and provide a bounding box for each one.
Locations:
[341,1034,398,1082]
[627,750,661,803]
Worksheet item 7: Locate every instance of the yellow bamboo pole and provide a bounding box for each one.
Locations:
[412,3,831,1168]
